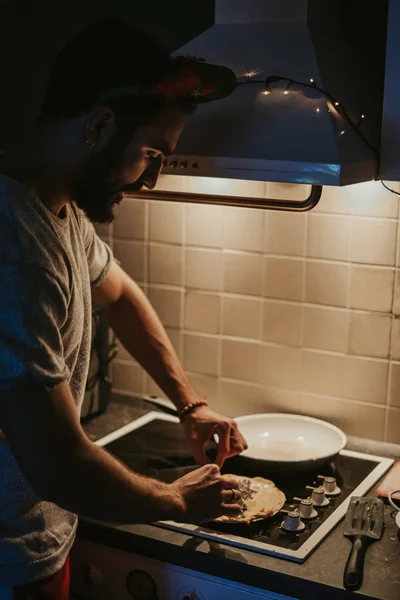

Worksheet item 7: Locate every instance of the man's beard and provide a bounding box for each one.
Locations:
[71,135,143,224]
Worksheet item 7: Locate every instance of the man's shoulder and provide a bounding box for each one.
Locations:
[0,174,69,279]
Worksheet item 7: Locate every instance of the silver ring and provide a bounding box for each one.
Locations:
[85,139,95,149]
[227,488,236,504]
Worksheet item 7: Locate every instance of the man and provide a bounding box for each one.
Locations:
[0,16,247,599]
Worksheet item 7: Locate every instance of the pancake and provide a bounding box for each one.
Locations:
[217,475,286,524]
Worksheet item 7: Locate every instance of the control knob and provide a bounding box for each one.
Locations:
[306,485,330,507]
[318,475,341,496]
[281,510,305,532]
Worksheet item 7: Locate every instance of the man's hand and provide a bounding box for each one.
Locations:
[182,405,248,468]
[170,465,242,523]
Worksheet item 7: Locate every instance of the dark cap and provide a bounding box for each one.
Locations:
[98,53,238,105]
[41,16,238,119]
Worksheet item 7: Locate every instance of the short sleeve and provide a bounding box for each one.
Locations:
[0,262,70,391]
[79,213,113,287]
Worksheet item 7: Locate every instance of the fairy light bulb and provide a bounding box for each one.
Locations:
[339,130,345,136]
[316,108,320,113]
[335,101,339,106]
[283,90,289,95]
[310,78,314,83]
[263,90,271,95]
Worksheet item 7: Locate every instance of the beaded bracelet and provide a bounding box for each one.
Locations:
[179,399,208,422]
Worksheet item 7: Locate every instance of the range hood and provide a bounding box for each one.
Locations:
[161,0,384,188]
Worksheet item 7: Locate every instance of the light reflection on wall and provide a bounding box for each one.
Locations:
[153,174,311,201]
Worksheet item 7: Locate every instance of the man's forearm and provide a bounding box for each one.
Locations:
[107,275,198,410]
[51,440,181,523]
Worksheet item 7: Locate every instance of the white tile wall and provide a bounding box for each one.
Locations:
[185,292,220,334]
[110,181,400,443]
[307,215,350,261]
[222,207,265,253]
[264,257,304,301]
[265,212,306,256]
[186,248,223,291]
[221,296,262,339]
[263,301,303,347]
[149,244,183,286]
[149,201,183,244]
[223,252,263,296]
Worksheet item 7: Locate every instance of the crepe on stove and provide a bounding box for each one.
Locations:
[216,475,286,524]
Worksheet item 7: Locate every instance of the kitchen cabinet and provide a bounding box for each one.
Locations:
[71,539,298,600]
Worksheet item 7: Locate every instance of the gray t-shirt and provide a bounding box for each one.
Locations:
[0,174,113,586]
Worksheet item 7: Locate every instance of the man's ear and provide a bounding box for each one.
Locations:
[84,106,116,149]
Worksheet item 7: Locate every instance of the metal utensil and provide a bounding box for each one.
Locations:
[343,496,384,591]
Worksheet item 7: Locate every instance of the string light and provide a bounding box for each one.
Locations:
[245,69,260,79]
[252,74,378,157]
[381,181,400,196]
[356,114,366,128]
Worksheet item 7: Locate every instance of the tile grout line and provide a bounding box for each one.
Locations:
[299,211,308,351]
[259,211,268,345]
[256,213,268,400]
[216,209,227,408]
[343,211,354,401]
[180,204,187,370]
[384,198,400,440]
[141,200,150,394]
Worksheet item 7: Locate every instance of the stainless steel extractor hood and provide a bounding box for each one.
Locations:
[160,0,384,187]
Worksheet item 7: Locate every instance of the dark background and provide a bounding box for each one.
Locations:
[0,0,214,148]
[0,0,387,150]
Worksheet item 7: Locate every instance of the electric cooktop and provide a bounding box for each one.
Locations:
[96,412,393,563]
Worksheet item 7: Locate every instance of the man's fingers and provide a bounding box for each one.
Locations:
[191,438,210,466]
[225,425,248,458]
[221,489,241,504]
[220,503,242,517]
[192,445,210,466]
[215,422,232,467]
[221,475,240,489]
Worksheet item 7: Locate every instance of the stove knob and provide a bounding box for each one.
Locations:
[306,486,330,507]
[180,161,188,169]
[294,497,318,520]
[126,569,157,598]
[169,161,178,168]
[82,564,103,586]
[281,510,306,532]
[318,475,341,496]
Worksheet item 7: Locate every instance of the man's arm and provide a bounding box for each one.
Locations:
[92,261,247,466]
[0,380,241,524]
[92,261,197,410]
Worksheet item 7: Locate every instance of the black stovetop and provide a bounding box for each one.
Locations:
[103,418,379,553]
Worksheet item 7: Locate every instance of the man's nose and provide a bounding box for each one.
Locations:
[142,156,163,190]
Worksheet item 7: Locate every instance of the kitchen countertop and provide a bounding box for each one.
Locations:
[79,393,400,600]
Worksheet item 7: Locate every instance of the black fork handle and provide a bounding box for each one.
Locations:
[344,535,369,591]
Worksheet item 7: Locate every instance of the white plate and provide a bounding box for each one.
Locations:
[235,413,347,466]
